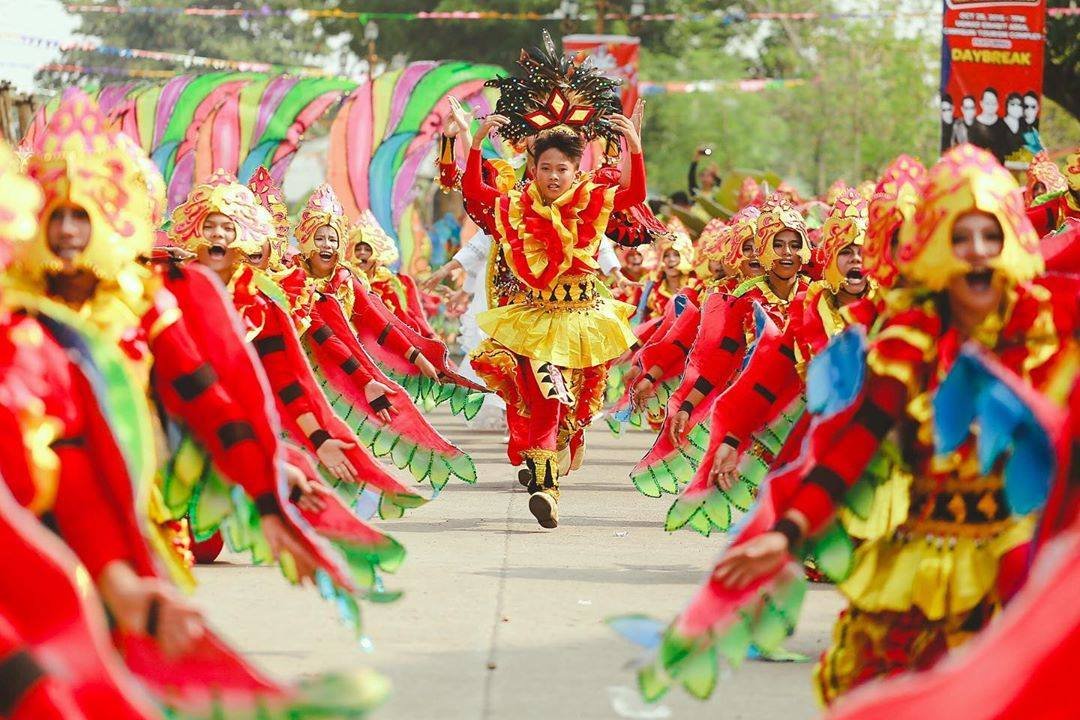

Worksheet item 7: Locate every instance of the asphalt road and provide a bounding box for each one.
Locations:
[194,408,844,720]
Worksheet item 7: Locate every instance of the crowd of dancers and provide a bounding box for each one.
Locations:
[0,28,1076,719]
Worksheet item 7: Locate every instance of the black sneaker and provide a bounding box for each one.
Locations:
[528,492,558,529]
[517,467,533,488]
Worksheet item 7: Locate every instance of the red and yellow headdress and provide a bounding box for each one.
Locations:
[897,144,1042,291]
[1066,149,1080,192]
[696,218,728,267]
[865,154,926,288]
[817,188,868,293]
[721,205,762,272]
[348,209,399,267]
[116,132,167,229]
[754,193,810,271]
[825,179,849,205]
[16,89,154,285]
[1024,150,1068,204]
[168,169,273,256]
[736,177,763,209]
[247,166,291,268]
[294,183,351,260]
[0,141,43,267]
[655,218,695,274]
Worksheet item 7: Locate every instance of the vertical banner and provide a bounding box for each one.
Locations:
[562,34,640,114]
[939,0,1047,169]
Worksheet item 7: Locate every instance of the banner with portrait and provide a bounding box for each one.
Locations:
[939,0,1046,169]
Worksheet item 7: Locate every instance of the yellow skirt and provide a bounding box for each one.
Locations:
[477,295,636,369]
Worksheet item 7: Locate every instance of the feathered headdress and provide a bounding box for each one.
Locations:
[294,183,351,260]
[17,89,154,285]
[169,169,273,257]
[865,154,926,288]
[898,144,1041,291]
[485,30,623,154]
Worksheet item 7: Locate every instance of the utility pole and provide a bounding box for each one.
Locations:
[595,0,606,34]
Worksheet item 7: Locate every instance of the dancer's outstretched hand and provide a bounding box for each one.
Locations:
[364,379,396,423]
[668,409,690,445]
[444,96,472,138]
[472,114,509,149]
[608,114,642,154]
[712,532,789,589]
[314,439,359,484]
[261,514,318,585]
[709,442,741,491]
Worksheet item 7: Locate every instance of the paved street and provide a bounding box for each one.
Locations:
[194,409,844,720]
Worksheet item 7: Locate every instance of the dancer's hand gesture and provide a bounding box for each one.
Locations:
[445,96,473,138]
[712,532,790,589]
[608,114,642,154]
[668,409,690,444]
[472,114,509,150]
[709,441,741,491]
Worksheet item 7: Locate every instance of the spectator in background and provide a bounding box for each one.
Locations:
[940,93,954,153]
[688,146,719,197]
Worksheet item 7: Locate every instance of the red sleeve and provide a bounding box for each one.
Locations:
[687,297,751,397]
[150,315,274,498]
[462,147,500,207]
[50,372,135,578]
[253,306,316,422]
[350,283,415,359]
[785,373,906,534]
[309,297,384,381]
[613,153,647,211]
[710,321,800,444]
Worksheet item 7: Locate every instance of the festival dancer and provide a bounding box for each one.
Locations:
[616,145,1074,707]
[292,183,479,489]
[641,225,696,321]
[458,32,648,528]
[628,195,810,499]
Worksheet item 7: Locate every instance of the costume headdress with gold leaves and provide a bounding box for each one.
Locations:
[817,188,869,293]
[865,154,926,288]
[16,89,154,285]
[721,205,762,273]
[1066,149,1080,193]
[696,218,728,267]
[348,209,400,267]
[0,141,43,266]
[1025,150,1068,204]
[116,133,167,229]
[754,193,810,271]
[247,166,291,268]
[168,169,273,256]
[737,176,763,209]
[485,30,623,155]
[655,217,694,275]
[897,144,1042,291]
[825,179,849,205]
[294,183,351,260]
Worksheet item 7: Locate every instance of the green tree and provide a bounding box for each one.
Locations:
[1045,0,1079,119]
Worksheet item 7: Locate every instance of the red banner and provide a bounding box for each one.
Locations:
[562,34,640,114]
[939,0,1046,169]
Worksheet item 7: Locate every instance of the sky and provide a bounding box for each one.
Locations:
[0,0,79,93]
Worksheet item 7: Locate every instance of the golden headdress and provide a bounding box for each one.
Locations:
[897,144,1042,291]
[817,188,869,293]
[1066,149,1080,193]
[247,166,291,268]
[16,89,154,285]
[168,169,273,256]
[348,209,399,267]
[655,217,695,274]
[1025,150,1068,204]
[116,132,167,229]
[754,193,810,271]
[294,183,350,260]
[0,141,44,267]
[865,154,926,288]
[696,218,728,264]
[825,179,849,205]
[737,176,763,209]
[721,205,762,273]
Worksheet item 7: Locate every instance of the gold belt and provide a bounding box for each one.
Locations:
[523,275,601,309]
